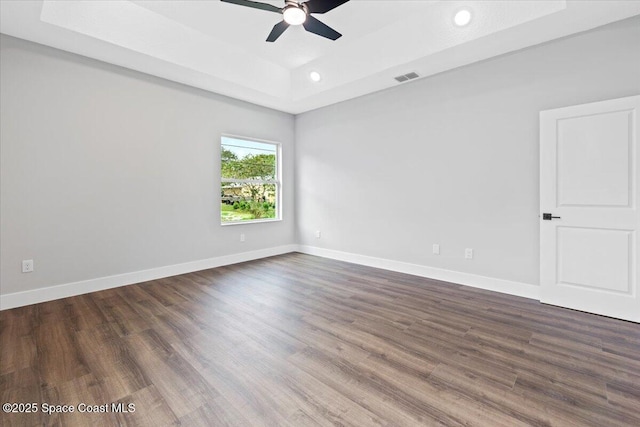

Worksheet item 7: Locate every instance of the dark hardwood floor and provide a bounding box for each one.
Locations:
[1,253,639,426]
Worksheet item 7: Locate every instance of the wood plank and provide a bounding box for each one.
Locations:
[41,373,117,427]
[0,306,37,376]
[1,253,638,426]
[34,299,90,386]
[122,329,219,418]
[76,323,150,402]
[113,385,180,427]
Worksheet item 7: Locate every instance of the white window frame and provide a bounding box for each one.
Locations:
[220,134,282,226]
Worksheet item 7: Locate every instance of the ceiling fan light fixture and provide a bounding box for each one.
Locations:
[283,5,306,25]
[220,0,348,42]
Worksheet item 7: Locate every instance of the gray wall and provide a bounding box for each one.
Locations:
[1,35,295,295]
[2,16,639,299]
[295,17,640,286]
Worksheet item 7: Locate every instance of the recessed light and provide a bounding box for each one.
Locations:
[309,71,321,82]
[454,9,472,27]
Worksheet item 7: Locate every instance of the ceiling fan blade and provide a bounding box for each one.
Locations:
[304,0,350,14]
[266,20,290,42]
[303,15,342,40]
[220,0,281,13]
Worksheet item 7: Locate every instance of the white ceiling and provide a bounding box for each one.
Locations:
[1,1,639,114]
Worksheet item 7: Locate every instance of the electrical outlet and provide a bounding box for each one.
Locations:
[240,233,245,242]
[22,259,34,273]
[433,244,440,255]
[465,248,473,259]
[315,230,321,238]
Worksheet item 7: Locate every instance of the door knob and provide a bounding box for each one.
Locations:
[542,213,561,220]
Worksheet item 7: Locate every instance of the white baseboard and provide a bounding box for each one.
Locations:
[0,245,298,310]
[297,245,540,301]
[1,244,539,310]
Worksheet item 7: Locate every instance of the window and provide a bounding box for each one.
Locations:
[220,136,280,224]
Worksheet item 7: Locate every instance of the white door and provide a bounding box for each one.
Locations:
[540,95,640,323]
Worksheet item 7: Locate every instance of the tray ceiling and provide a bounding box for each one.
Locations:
[1,1,639,113]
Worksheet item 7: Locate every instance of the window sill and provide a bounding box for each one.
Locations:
[221,218,282,226]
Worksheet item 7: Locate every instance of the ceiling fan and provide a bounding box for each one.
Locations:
[220,0,350,42]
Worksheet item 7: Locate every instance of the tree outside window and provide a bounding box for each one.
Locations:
[220,136,280,224]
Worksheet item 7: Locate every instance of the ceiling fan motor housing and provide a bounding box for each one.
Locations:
[220,0,349,42]
[285,0,308,13]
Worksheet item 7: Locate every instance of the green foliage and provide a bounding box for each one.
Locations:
[221,147,238,161]
[221,145,278,223]
[220,204,254,222]
[221,151,276,204]
[221,200,276,223]
[247,201,276,219]
[221,148,238,177]
[221,153,275,180]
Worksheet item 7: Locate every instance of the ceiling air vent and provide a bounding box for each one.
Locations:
[394,72,420,83]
